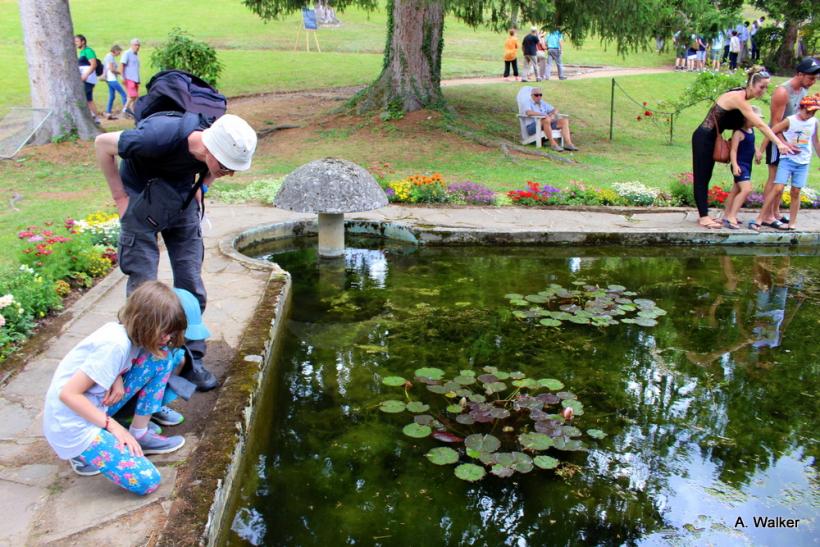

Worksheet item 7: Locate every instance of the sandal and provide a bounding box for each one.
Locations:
[778,216,790,224]
[722,219,740,230]
[762,220,790,231]
[698,219,723,229]
[747,221,761,232]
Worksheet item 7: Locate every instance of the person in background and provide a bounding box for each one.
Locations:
[722,27,732,64]
[42,281,187,493]
[521,26,540,82]
[75,34,101,125]
[103,44,126,120]
[711,30,724,71]
[696,34,707,71]
[761,57,819,227]
[728,31,740,72]
[545,27,566,80]
[121,38,141,119]
[674,30,686,71]
[750,18,760,62]
[502,29,520,81]
[523,87,578,152]
[738,22,750,64]
[536,31,547,82]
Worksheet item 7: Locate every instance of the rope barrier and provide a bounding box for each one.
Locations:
[609,78,676,144]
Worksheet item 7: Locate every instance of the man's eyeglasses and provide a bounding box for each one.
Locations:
[532,93,542,97]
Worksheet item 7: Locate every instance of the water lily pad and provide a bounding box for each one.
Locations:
[493,452,515,467]
[512,378,539,389]
[403,423,431,438]
[553,438,587,451]
[382,376,406,387]
[460,370,476,377]
[518,432,555,451]
[561,399,584,415]
[468,393,486,403]
[557,391,577,400]
[607,284,626,292]
[539,318,562,327]
[488,407,511,419]
[485,382,507,394]
[491,464,515,478]
[379,400,406,413]
[414,414,434,426]
[551,311,573,321]
[568,315,590,324]
[620,318,637,324]
[465,434,501,453]
[432,431,463,443]
[511,299,529,307]
[571,281,587,286]
[512,310,528,319]
[534,455,560,470]
[511,452,534,473]
[456,414,475,425]
[455,388,472,397]
[454,463,486,482]
[477,374,497,384]
[637,310,660,318]
[538,379,565,391]
[454,375,476,386]
[493,371,510,380]
[425,447,459,465]
[634,317,658,327]
[504,293,524,300]
[561,426,582,437]
[508,371,526,380]
[525,294,548,303]
[446,404,463,413]
[536,392,561,405]
[406,401,430,413]
[426,384,449,394]
[633,298,656,309]
[587,429,607,439]
[415,367,444,380]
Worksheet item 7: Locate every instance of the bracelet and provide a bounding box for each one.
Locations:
[104,415,110,431]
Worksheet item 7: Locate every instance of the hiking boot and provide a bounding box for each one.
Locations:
[152,405,184,426]
[70,457,101,476]
[181,353,219,392]
[138,431,186,455]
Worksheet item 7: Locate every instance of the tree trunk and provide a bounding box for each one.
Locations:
[19,0,100,143]
[775,20,799,71]
[353,0,444,115]
[510,4,519,30]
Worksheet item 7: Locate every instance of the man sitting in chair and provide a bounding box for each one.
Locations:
[524,87,578,152]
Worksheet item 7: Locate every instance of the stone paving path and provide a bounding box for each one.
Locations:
[1,203,818,546]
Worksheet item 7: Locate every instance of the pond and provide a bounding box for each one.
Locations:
[227,237,818,546]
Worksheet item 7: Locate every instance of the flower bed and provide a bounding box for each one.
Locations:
[0,212,120,362]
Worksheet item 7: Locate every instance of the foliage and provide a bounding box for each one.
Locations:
[507,180,666,207]
[209,177,284,204]
[150,27,223,86]
[0,265,62,361]
[659,70,747,117]
[17,222,112,285]
[505,283,666,328]
[612,181,660,207]
[379,366,605,481]
[73,211,120,247]
[386,173,449,204]
[782,187,820,209]
[447,181,497,205]
[669,172,696,207]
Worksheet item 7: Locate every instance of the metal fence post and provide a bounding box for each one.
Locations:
[609,78,615,141]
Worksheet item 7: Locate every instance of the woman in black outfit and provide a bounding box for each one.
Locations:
[691,68,794,229]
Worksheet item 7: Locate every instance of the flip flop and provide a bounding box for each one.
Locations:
[779,216,790,224]
[762,220,790,231]
[722,219,740,230]
[698,220,723,229]
[747,221,761,232]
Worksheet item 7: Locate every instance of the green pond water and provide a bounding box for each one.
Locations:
[227,237,819,546]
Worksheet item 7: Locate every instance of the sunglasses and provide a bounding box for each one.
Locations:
[532,93,542,97]
[211,152,234,173]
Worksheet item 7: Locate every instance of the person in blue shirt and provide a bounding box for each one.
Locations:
[545,28,566,80]
[523,87,578,152]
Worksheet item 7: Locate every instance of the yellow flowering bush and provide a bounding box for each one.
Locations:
[386,173,448,204]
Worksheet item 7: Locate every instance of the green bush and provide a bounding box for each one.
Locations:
[0,265,63,361]
[410,183,449,204]
[209,177,284,204]
[151,27,223,86]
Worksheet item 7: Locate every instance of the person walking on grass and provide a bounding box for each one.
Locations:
[690,67,794,229]
[43,282,187,494]
[751,94,820,232]
[760,57,819,228]
[103,44,126,120]
[75,34,101,125]
[545,27,566,80]
[728,31,740,72]
[722,105,763,229]
[502,29,520,81]
[710,30,724,71]
[521,26,540,82]
[121,38,141,118]
[96,112,257,391]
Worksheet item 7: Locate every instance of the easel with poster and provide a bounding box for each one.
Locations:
[294,7,321,52]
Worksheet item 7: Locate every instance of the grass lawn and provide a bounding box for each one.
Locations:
[0,0,672,115]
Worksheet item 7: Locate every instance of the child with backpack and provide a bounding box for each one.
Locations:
[722,105,762,229]
[43,281,187,495]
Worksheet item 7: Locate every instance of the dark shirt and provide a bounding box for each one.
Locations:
[522,34,539,56]
[118,112,208,194]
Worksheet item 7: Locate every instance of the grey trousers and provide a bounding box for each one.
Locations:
[546,49,564,79]
[119,188,207,358]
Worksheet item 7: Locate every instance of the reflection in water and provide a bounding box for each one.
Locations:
[227,240,818,546]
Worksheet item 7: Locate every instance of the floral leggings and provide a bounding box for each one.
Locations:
[75,348,183,495]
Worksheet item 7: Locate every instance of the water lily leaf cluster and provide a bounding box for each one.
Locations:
[506,284,666,328]
[379,366,607,481]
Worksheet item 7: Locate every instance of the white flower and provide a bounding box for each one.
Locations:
[0,294,14,309]
[18,265,34,274]
[0,314,5,328]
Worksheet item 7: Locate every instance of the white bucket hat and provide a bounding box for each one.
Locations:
[202,114,257,171]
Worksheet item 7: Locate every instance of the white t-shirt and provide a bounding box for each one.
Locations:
[42,322,138,459]
[103,53,118,82]
[782,115,817,165]
[730,36,740,53]
[120,49,140,83]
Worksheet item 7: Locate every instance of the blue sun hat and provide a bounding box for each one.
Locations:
[173,288,211,341]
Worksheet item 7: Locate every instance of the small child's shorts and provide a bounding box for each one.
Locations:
[774,157,809,188]
[733,164,752,183]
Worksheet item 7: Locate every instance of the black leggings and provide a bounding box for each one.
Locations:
[504,60,519,77]
[692,125,717,218]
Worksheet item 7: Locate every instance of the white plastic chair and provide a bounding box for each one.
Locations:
[516,86,563,148]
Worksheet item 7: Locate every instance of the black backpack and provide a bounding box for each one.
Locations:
[133,69,227,124]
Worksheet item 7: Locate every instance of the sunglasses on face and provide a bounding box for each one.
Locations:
[532,93,542,97]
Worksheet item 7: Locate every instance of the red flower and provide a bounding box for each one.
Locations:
[17,231,34,239]
[644,110,652,117]
[42,230,54,237]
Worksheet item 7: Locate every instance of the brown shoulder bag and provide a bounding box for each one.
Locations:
[711,107,731,163]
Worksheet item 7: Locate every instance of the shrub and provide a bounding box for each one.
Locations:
[73,212,120,247]
[210,177,284,204]
[507,181,561,206]
[151,27,223,86]
[552,181,605,206]
[386,174,450,204]
[612,181,660,207]
[707,185,729,207]
[669,172,695,207]
[0,265,63,361]
[447,181,496,205]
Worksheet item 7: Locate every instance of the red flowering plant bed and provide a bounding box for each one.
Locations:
[707,185,730,207]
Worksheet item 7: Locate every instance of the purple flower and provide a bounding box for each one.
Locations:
[745,192,765,208]
[384,187,396,197]
[447,181,496,205]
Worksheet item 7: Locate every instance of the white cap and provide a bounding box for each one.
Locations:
[202,114,257,171]
[531,26,538,32]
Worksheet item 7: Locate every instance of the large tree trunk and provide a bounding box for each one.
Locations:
[775,20,799,71]
[20,0,99,143]
[354,0,444,115]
